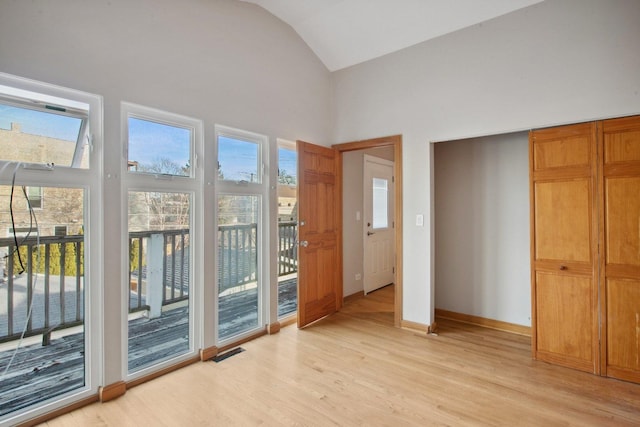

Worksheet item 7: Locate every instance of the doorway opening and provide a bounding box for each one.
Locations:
[333,135,403,327]
[433,132,530,333]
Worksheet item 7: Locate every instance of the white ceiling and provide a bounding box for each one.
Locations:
[240,0,544,71]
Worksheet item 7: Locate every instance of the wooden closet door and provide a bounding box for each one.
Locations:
[601,115,640,383]
[530,122,599,373]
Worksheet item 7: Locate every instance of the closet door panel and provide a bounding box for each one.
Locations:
[606,278,640,382]
[530,122,599,374]
[605,177,640,267]
[532,123,593,171]
[534,179,592,263]
[535,272,595,369]
[604,129,640,163]
[602,115,640,383]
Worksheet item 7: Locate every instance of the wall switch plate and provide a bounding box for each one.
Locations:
[416,214,424,226]
[355,273,361,280]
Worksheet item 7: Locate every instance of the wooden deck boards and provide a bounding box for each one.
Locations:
[0,278,297,418]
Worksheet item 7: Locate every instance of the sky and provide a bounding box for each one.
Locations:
[0,103,82,141]
[128,117,191,173]
[278,147,296,182]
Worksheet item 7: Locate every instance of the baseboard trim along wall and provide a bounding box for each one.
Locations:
[435,309,531,336]
[400,319,430,334]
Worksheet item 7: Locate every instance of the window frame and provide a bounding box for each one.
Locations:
[0,72,103,426]
[124,104,196,180]
[214,124,269,345]
[120,102,203,381]
[26,186,43,209]
[0,90,91,169]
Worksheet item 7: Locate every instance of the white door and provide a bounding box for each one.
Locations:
[363,155,395,294]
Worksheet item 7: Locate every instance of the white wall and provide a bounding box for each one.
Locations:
[332,0,640,326]
[342,147,394,297]
[0,0,331,385]
[434,133,530,326]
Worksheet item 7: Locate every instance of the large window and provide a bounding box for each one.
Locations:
[0,72,102,424]
[215,126,268,343]
[0,72,296,423]
[122,103,202,378]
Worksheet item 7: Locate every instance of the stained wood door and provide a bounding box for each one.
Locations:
[530,122,600,373]
[296,141,342,328]
[601,115,640,382]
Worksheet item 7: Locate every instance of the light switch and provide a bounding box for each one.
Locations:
[356,211,361,221]
[416,214,424,226]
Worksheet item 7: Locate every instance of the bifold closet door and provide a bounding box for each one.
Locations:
[601,115,640,383]
[530,122,600,374]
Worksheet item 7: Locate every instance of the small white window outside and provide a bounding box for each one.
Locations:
[27,186,43,209]
[127,117,192,176]
[372,177,388,229]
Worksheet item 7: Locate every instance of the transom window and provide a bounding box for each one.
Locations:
[127,116,192,177]
[0,92,90,168]
[217,133,261,183]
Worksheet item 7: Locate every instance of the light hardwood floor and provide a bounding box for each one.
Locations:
[41,285,640,426]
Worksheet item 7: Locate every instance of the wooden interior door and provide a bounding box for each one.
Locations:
[601,115,640,383]
[530,122,599,373]
[296,141,342,327]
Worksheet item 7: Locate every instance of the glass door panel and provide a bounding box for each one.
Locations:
[217,194,260,340]
[0,186,86,417]
[127,191,191,373]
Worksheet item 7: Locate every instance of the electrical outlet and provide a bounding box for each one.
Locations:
[355,273,361,280]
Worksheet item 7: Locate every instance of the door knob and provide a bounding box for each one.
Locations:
[367,231,375,236]
[299,240,309,247]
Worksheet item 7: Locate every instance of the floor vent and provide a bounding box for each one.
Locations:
[211,347,245,363]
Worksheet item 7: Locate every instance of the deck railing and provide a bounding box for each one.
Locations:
[0,222,297,343]
[0,235,84,344]
[128,229,191,313]
[278,221,297,276]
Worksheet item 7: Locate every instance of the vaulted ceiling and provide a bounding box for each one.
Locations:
[240,0,544,71]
